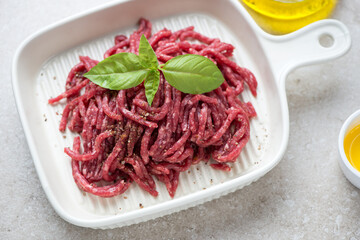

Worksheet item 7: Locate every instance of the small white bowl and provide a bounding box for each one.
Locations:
[338,109,360,189]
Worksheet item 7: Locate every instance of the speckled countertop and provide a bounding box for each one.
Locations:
[1,1,360,239]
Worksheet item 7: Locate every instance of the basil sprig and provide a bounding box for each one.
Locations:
[84,35,224,106]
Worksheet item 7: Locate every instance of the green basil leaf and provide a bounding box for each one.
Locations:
[139,34,158,69]
[161,54,224,94]
[84,52,149,90]
[144,70,160,106]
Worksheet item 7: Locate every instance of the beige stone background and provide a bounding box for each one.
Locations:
[1,0,359,239]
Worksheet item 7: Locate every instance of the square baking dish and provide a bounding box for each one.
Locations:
[12,0,350,229]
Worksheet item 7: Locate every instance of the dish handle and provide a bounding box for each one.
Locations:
[257,19,351,83]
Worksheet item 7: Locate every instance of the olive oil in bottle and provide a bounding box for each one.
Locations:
[241,0,337,35]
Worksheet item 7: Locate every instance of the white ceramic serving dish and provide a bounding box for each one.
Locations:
[338,110,360,189]
[12,0,351,229]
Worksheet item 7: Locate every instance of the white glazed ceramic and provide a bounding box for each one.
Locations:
[12,0,351,229]
[338,110,360,189]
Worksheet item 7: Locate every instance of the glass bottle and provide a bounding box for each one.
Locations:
[241,0,337,35]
